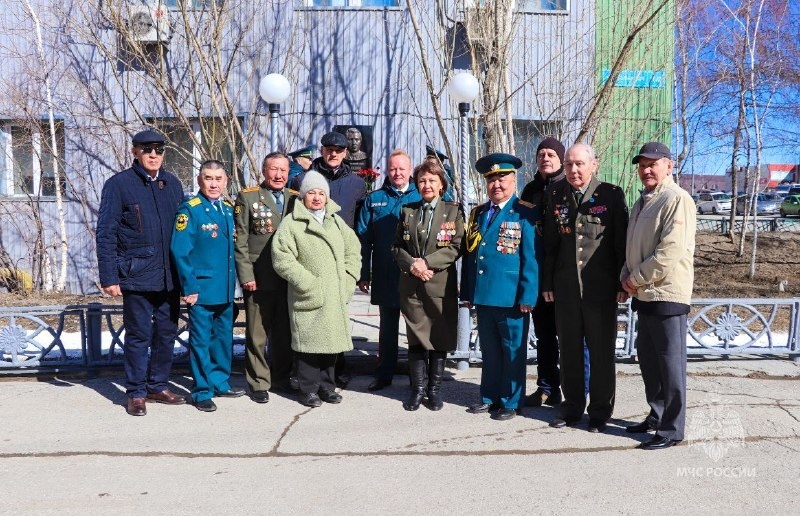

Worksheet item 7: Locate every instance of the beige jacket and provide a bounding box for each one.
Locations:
[621,175,696,304]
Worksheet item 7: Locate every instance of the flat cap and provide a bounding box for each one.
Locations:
[425,145,449,162]
[132,129,165,145]
[475,153,523,177]
[320,131,348,148]
[288,145,315,159]
[632,142,671,164]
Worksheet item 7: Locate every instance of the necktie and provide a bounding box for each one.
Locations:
[574,191,584,205]
[418,204,432,248]
[273,191,284,213]
[487,204,499,225]
[212,200,220,211]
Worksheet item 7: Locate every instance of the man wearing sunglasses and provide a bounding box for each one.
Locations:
[96,129,186,416]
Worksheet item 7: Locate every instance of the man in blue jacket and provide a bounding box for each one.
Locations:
[96,129,186,416]
[171,160,242,412]
[356,149,421,391]
[461,153,540,421]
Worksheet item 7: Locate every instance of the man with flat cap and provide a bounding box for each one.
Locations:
[622,142,695,450]
[461,153,540,421]
[288,145,314,183]
[96,129,186,416]
[289,131,368,387]
[543,143,628,433]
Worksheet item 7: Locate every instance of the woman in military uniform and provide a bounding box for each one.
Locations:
[392,161,465,411]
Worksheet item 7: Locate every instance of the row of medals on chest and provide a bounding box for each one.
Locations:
[251,197,275,234]
[497,222,521,254]
[405,219,457,247]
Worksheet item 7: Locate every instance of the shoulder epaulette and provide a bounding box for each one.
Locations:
[240,186,259,193]
[223,200,233,207]
[187,197,202,207]
[444,201,460,206]
[286,188,299,195]
[517,200,534,208]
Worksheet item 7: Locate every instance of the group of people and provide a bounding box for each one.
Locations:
[97,128,695,451]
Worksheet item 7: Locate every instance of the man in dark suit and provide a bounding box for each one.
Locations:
[542,143,628,433]
[234,152,296,403]
[461,153,540,421]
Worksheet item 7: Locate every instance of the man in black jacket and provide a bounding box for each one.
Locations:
[96,129,186,416]
[520,136,565,407]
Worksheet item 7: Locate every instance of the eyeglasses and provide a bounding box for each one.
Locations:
[139,145,165,155]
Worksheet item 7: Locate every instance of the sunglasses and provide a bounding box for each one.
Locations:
[138,145,165,155]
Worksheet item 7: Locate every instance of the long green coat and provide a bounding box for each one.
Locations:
[271,198,361,354]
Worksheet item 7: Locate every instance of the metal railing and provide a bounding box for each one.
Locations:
[1,298,798,374]
[697,216,800,233]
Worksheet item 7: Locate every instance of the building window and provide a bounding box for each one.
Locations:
[302,1,401,7]
[147,117,244,193]
[473,119,562,191]
[518,0,568,11]
[463,0,568,12]
[0,120,66,197]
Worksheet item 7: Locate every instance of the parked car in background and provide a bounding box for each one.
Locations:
[735,194,780,215]
[780,195,800,217]
[696,191,732,214]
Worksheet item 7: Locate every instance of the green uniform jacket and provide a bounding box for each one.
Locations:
[271,199,361,354]
[233,183,296,290]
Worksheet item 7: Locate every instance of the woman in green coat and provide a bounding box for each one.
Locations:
[392,161,465,411]
[272,171,362,408]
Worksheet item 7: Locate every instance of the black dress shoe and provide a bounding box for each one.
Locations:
[300,392,322,408]
[195,399,217,412]
[318,389,343,404]
[638,435,681,450]
[367,378,392,392]
[215,388,245,398]
[251,390,270,404]
[549,417,580,428]
[626,418,658,433]
[490,408,517,421]
[466,402,501,414]
[588,419,607,433]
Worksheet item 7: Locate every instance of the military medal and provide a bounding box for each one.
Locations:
[211,231,218,238]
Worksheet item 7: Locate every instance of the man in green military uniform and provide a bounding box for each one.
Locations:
[171,160,243,412]
[542,143,629,433]
[234,152,296,403]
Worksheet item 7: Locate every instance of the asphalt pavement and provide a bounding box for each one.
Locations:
[1,291,799,515]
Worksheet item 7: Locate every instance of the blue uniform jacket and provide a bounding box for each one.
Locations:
[96,161,184,292]
[460,195,540,307]
[356,182,421,306]
[170,194,236,305]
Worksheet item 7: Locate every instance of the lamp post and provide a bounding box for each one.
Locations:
[258,73,291,151]
[448,71,479,370]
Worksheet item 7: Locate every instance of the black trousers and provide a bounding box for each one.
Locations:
[636,313,688,441]
[296,352,337,395]
[533,294,560,392]
[555,298,617,422]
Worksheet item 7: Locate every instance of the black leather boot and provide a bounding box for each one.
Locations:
[403,354,427,411]
[426,354,446,411]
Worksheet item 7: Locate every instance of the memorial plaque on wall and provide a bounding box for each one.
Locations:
[333,125,372,172]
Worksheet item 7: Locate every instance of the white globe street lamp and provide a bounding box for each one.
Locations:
[448,71,479,370]
[259,73,291,151]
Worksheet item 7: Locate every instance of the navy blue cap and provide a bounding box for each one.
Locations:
[320,131,348,148]
[426,145,449,162]
[632,142,671,164]
[132,129,165,145]
[475,153,523,177]
[288,145,315,159]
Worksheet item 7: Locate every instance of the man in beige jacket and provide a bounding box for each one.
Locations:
[621,142,696,450]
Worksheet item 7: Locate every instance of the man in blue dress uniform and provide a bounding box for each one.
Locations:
[356,149,421,391]
[288,145,314,183]
[171,160,243,412]
[461,153,540,421]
